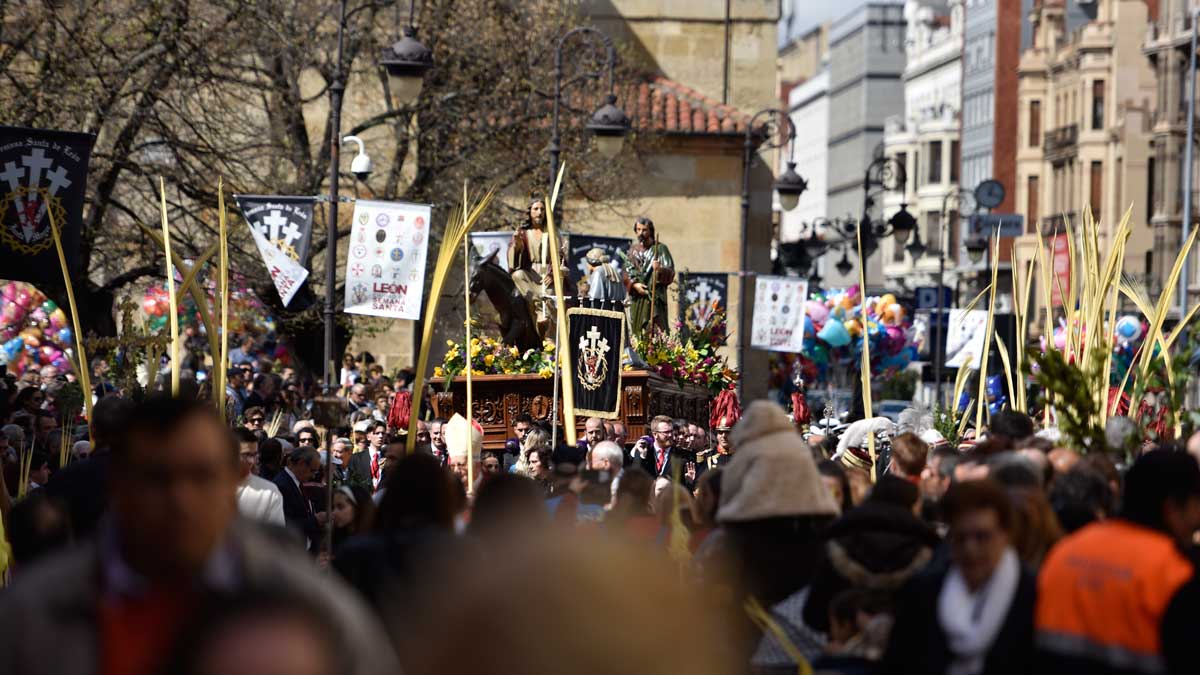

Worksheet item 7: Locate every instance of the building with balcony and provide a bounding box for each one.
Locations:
[1145,0,1194,304]
[881,1,967,295]
[1015,0,1156,326]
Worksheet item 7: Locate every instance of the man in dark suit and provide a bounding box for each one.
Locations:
[346,420,387,492]
[631,415,694,481]
[272,446,326,549]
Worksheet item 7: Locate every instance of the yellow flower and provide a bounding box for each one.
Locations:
[539,368,553,378]
[473,369,485,376]
[433,366,444,377]
[471,337,480,346]
[470,344,481,357]
[509,347,520,357]
[543,342,555,352]
[484,354,495,367]
[446,339,455,347]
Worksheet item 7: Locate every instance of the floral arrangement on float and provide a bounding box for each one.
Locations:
[435,335,557,381]
[631,303,738,395]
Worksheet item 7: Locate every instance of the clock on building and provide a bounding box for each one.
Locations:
[974,179,1006,210]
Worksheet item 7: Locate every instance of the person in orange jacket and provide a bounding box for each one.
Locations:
[1034,450,1200,675]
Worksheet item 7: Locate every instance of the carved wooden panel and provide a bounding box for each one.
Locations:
[428,371,710,451]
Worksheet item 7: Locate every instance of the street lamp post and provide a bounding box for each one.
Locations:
[321,0,431,556]
[547,27,630,195]
[323,0,432,395]
[738,109,807,394]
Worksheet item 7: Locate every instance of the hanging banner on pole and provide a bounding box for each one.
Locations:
[235,195,316,307]
[678,272,729,334]
[1050,233,1071,307]
[750,275,809,352]
[0,126,95,283]
[566,234,631,282]
[343,200,431,320]
[944,308,988,369]
[567,306,625,418]
[248,224,309,307]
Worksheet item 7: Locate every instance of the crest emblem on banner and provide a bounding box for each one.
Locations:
[0,149,71,255]
[577,324,611,391]
[684,278,722,332]
[253,208,306,261]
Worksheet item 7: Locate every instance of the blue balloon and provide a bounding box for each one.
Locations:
[818,320,851,347]
[3,338,22,359]
[57,328,72,345]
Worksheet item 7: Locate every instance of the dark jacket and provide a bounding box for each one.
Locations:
[883,563,1037,675]
[42,451,111,537]
[802,500,941,633]
[272,469,321,547]
[633,444,694,480]
[346,450,376,490]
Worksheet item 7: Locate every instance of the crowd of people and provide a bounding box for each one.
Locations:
[2,336,1200,675]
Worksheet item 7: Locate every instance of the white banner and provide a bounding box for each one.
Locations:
[343,200,431,320]
[469,231,512,271]
[944,308,987,369]
[249,225,309,307]
[750,275,809,352]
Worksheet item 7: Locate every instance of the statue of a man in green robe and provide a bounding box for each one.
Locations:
[621,216,674,336]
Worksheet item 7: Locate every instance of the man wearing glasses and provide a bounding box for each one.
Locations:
[242,407,266,434]
[632,415,687,479]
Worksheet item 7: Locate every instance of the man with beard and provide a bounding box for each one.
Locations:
[509,198,570,334]
[621,216,674,335]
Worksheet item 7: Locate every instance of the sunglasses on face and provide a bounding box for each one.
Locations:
[248,417,264,424]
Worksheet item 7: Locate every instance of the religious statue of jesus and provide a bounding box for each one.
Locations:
[509,198,570,336]
[621,216,674,335]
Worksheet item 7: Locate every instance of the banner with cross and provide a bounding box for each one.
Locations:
[677,271,728,335]
[234,195,316,307]
[0,126,95,283]
[567,306,625,418]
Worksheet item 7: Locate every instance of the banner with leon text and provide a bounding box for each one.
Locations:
[343,200,431,320]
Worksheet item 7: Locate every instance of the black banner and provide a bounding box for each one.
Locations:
[566,234,630,283]
[678,272,728,333]
[235,195,316,308]
[234,195,316,265]
[0,126,95,283]
[568,306,625,418]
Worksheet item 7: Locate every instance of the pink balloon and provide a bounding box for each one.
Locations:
[1,284,16,302]
[805,300,830,324]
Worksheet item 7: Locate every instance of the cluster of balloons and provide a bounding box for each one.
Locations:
[140,279,277,337]
[1037,314,1151,388]
[0,281,75,376]
[801,286,917,382]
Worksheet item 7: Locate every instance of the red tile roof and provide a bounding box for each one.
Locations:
[617,75,753,136]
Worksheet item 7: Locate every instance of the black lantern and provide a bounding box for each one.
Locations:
[965,235,988,264]
[774,161,809,212]
[835,251,854,276]
[381,25,434,105]
[586,94,630,159]
[905,230,927,260]
[888,203,918,244]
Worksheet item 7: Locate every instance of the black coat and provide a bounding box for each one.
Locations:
[346,451,375,490]
[272,470,321,547]
[882,563,1037,675]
